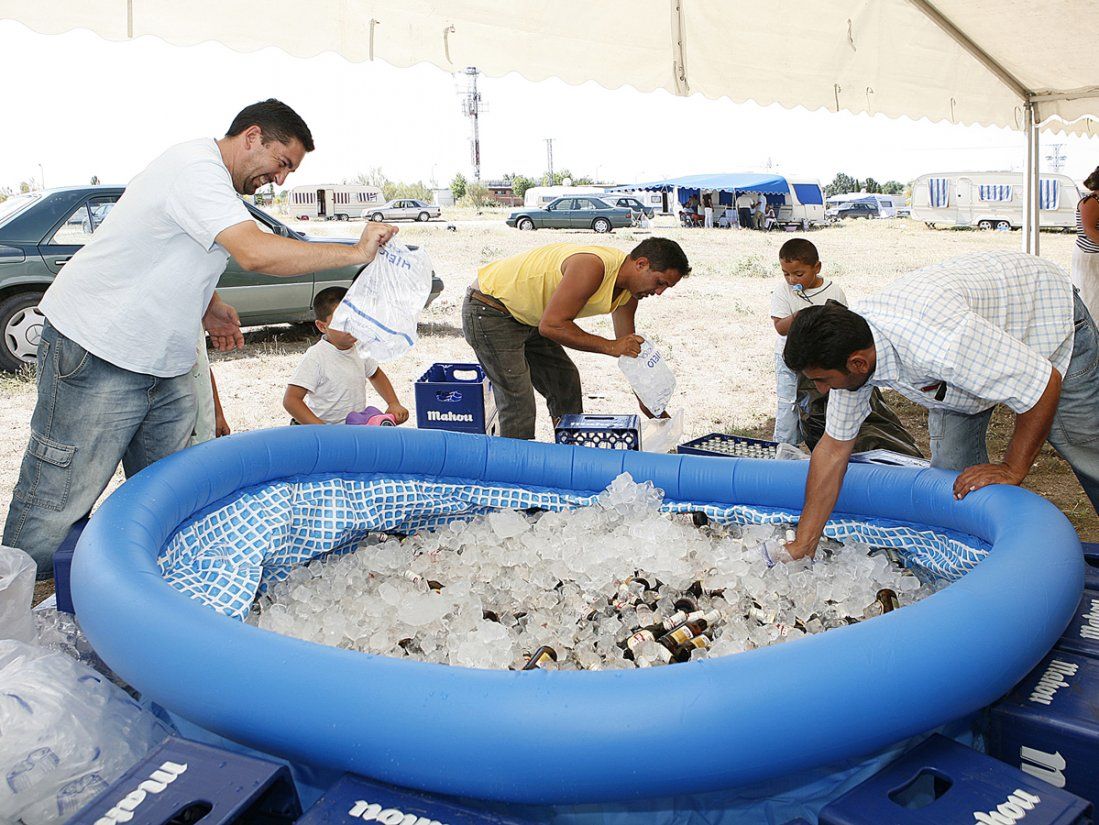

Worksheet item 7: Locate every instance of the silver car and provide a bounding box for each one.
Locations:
[364,199,441,223]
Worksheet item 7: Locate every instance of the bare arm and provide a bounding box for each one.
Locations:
[787,434,856,559]
[368,368,409,424]
[215,221,398,277]
[954,366,1061,498]
[772,314,796,335]
[1082,197,1099,245]
[210,369,230,437]
[283,384,326,425]
[538,254,643,357]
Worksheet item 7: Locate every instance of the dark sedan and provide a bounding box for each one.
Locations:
[506,196,633,233]
[0,186,443,371]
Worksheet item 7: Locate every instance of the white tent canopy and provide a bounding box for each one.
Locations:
[4,0,1098,250]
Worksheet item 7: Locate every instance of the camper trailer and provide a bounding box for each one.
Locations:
[523,185,608,208]
[289,185,384,220]
[910,172,1079,230]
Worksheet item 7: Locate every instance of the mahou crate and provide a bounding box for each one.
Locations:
[415,363,498,435]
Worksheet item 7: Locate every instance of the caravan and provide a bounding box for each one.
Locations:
[910,172,1079,230]
[523,185,607,208]
[289,184,384,221]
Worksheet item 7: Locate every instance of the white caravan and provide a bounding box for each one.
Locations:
[289,184,384,220]
[774,178,827,227]
[910,172,1079,230]
[523,185,607,207]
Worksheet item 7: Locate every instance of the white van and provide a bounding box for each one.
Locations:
[289,185,384,221]
[910,172,1079,230]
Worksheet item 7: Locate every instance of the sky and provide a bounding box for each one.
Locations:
[2,19,1097,193]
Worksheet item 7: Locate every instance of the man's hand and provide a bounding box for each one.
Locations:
[355,221,399,264]
[785,536,817,561]
[203,298,244,351]
[608,334,644,358]
[214,410,231,437]
[386,402,409,425]
[953,462,1025,500]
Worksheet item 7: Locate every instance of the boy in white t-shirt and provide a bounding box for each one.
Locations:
[283,287,409,426]
[769,238,846,445]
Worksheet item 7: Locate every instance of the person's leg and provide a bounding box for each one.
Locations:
[2,321,147,577]
[1046,291,1099,511]
[461,294,538,439]
[525,330,583,423]
[773,354,801,445]
[927,407,993,470]
[121,371,197,478]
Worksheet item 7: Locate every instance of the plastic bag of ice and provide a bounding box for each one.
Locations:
[0,545,36,644]
[618,337,676,417]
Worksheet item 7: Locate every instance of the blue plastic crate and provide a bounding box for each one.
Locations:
[52,517,88,614]
[988,650,1099,810]
[818,734,1090,824]
[67,737,300,825]
[297,773,533,824]
[554,414,640,450]
[677,432,782,459]
[1056,590,1099,659]
[1082,543,1099,591]
[415,363,498,435]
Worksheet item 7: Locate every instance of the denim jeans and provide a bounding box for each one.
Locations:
[929,291,1099,512]
[461,293,582,439]
[3,320,196,578]
[773,352,801,445]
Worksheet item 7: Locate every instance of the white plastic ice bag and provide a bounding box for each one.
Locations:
[618,337,676,417]
[328,241,433,362]
[0,545,36,643]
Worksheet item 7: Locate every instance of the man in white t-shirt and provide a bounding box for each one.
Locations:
[736,192,755,229]
[5,99,399,577]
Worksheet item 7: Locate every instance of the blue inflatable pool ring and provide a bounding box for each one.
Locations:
[71,427,1082,804]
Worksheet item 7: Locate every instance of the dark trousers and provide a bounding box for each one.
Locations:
[738,207,753,228]
[461,294,582,439]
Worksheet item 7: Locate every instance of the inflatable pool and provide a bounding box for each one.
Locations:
[71,426,1082,805]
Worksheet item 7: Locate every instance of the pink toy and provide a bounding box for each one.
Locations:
[345,406,398,426]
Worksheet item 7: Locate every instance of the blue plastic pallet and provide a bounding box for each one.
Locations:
[1055,589,1099,659]
[66,737,300,825]
[989,650,1099,810]
[415,363,498,435]
[818,734,1090,824]
[555,414,640,450]
[296,773,533,824]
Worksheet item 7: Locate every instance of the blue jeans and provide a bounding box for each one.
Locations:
[773,352,801,445]
[3,321,196,578]
[929,291,1099,512]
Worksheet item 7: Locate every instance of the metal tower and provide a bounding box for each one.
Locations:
[458,67,484,182]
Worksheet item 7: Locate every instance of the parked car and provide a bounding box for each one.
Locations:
[505,197,633,233]
[601,195,654,219]
[0,186,443,371]
[363,199,441,222]
[834,201,881,220]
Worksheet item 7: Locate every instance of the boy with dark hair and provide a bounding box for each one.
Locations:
[283,287,408,426]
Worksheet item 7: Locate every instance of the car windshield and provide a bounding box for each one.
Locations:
[0,193,42,226]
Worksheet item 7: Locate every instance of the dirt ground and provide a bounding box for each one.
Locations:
[3,215,1094,590]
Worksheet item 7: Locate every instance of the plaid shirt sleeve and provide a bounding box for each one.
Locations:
[824,383,875,441]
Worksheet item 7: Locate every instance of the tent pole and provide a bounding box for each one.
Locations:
[1022,102,1041,255]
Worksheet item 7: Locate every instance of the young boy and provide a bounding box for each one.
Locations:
[284,287,409,426]
[769,238,846,445]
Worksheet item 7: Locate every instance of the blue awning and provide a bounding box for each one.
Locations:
[615,173,791,196]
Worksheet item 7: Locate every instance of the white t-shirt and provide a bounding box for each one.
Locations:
[289,338,380,424]
[769,279,847,354]
[736,193,754,208]
[40,138,250,377]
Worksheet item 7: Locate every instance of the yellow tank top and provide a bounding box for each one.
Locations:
[477,243,631,328]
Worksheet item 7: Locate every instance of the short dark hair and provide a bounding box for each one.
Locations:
[1085,166,1099,192]
[313,287,346,321]
[226,99,315,152]
[778,237,819,266]
[783,302,873,373]
[629,237,691,276]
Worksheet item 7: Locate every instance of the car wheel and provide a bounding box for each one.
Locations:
[517,218,535,231]
[592,218,612,233]
[0,291,46,372]
[977,220,993,230]
[417,212,430,222]
[996,220,1012,231]
[370,213,384,222]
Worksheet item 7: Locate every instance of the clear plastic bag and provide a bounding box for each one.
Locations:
[618,338,676,417]
[328,241,434,362]
[640,411,684,454]
[0,545,36,644]
[0,640,171,824]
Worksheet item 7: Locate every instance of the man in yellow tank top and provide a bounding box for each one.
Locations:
[462,238,690,439]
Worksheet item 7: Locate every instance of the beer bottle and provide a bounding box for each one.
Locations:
[863,588,900,619]
[659,618,710,648]
[673,596,698,614]
[672,635,710,663]
[521,646,559,670]
[748,604,776,625]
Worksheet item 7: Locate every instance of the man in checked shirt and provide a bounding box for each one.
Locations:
[781,250,1099,560]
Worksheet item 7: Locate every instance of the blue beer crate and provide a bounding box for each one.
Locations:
[818,734,1090,824]
[554,414,640,450]
[1056,589,1099,659]
[1082,543,1099,590]
[297,773,533,824]
[52,517,88,614]
[415,363,498,435]
[67,737,300,825]
[677,432,782,459]
[988,650,1099,810]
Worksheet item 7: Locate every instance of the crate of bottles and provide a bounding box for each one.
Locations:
[1083,543,1099,590]
[677,433,785,459]
[414,363,498,435]
[818,734,1091,825]
[554,414,641,450]
[988,650,1099,810]
[1056,589,1099,659]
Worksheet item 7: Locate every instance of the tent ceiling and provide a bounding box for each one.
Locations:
[619,173,791,194]
[3,0,1097,136]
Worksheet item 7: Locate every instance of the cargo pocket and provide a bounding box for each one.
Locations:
[12,432,77,512]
